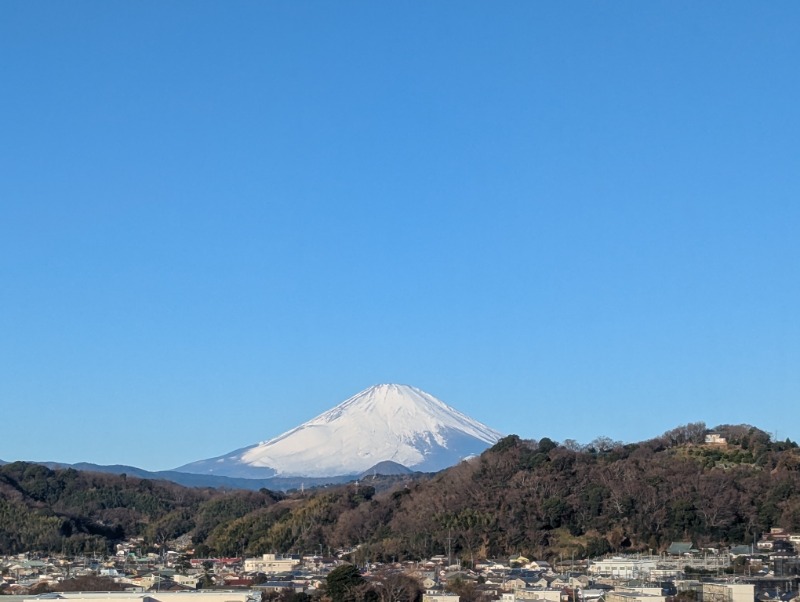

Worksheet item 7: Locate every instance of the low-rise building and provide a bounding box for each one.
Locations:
[513,588,562,602]
[702,583,755,602]
[21,591,261,602]
[423,592,460,602]
[588,557,657,579]
[243,554,299,574]
[606,591,665,602]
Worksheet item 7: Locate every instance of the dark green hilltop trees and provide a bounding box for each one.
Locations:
[1,423,799,562]
[324,564,422,602]
[326,565,366,602]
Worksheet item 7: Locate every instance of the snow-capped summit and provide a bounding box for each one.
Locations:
[175,384,503,479]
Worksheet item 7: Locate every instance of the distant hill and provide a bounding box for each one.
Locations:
[38,461,358,491]
[360,460,413,477]
[2,423,798,561]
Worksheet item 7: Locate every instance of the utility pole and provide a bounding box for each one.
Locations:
[447,528,453,568]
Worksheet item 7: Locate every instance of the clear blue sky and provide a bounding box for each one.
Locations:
[1,2,798,471]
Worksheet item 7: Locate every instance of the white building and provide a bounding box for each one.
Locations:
[513,589,562,602]
[243,554,299,574]
[23,591,261,602]
[617,588,664,597]
[588,557,657,579]
[173,574,200,588]
[423,593,460,602]
[606,592,665,602]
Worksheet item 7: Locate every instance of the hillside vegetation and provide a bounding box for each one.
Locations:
[1,423,799,561]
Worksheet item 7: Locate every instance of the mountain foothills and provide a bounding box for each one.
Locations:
[6,384,499,492]
[2,423,800,560]
[175,384,503,479]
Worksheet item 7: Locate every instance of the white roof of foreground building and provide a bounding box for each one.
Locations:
[24,591,262,602]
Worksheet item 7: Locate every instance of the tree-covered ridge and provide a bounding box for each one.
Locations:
[1,423,799,561]
[0,462,276,555]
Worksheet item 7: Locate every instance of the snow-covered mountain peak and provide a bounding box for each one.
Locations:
[175,384,503,479]
[309,383,494,436]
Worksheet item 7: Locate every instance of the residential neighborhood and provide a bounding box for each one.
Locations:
[2,532,799,602]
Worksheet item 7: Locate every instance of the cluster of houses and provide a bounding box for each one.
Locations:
[2,535,799,602]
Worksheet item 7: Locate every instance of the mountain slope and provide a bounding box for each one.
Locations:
[4,424,799,559]
[37,461,356,491]
[176,384,502,478]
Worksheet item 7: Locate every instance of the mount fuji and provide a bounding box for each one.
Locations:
[175,384,503,479]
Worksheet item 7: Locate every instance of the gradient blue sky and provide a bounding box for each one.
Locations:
[2,2,798,471]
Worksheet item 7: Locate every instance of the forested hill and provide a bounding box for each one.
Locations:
[1,423,799,561]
